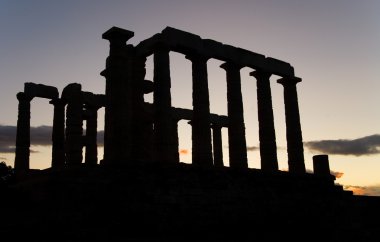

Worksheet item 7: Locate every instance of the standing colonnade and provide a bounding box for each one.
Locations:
[15,26,311,175]
[101,26,306,173]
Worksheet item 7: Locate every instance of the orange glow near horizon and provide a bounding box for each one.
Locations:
[179,149,189,155]
[345,186,366,196]
[332,171,344,178]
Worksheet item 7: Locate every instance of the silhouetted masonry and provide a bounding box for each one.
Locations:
[14,82,107,171]
[83,92,106,166]
[15,83,59,173]
[60,84,106,166]
[14,81,229,170]
[15,26,321,176]
[101,26,305,173]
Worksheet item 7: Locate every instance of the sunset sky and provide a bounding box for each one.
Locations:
[0,0,379,195]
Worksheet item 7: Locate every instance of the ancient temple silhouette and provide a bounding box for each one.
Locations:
[10,26,380,241]
[14,26,332,178]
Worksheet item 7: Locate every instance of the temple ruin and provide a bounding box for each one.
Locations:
[14,26,330,177]
[10,26,380,242]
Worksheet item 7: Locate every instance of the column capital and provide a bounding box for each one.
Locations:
[49,98,66,106]
[220,62,243,71]
[152,42,171,52]
[185,52,209,63]
[277,76,302,86]
[250,70,272,80]
[211,122,223,129]
[16,92,33,102]
[102,27,134,44]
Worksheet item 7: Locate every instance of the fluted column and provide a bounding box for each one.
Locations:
[102,27,134,165]
[211,123,223,167]
[153,45,177,163]
[186,53,213,167]
[65,87,83,165]
[221,62,248,168]
[251,70,278,171]
[85,108,99,166]
[277,76,306,174]
[50,98,66,168]
[14,92,32,172]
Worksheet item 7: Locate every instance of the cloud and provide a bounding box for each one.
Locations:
[30,125,53,146]
[305,134,380,156]
[0,125,105,153]
[0,125,17,153]
[331,171,344,178]
[0,157,7,161]
[0,125,54,152]
[179,149,189,155]
[247,146,259,151]
[343,185,380,196]
[97,131,104,146]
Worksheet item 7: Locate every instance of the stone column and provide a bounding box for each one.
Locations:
[50,98,66,168]
[170,119,180,163]
[14,92,32,172]
[211,123,223,167]
[153,45,177,163]
[186,54,213,167]
[313,155,331,176]
[220,62,248,169]
[251,70,278,171]
[65,85,83,165]
[84,108,99,166]
[277,77,306,174]
[102,27,134,165]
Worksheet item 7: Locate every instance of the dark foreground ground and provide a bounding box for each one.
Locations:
[1,163,379,241]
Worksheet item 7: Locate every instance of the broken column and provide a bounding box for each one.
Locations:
[14,92,32,172]
[211,123,223,167]
[153,44,177,163]
[277,76,306,174]
[102,27,134,165]
[313,154,331,176]
[220,62,248,169]
[186,53,213,167]
[50,98,66,168]
[251,70,278,172]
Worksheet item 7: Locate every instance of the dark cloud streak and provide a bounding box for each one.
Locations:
[0,125,17,153]
[0,125,105,154]
[247,146,259,152]
[305,134,380,156]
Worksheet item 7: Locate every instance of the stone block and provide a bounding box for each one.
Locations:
[161,27,203,54]
[102,26,134,42]
[135,34,161,56]
[61,83,82,100]
[82,92,105,108]
[24,82,59,99]
[235,48,266,69]
[222,44,239,62]
[202,39,225,59]
[265,57,294,77]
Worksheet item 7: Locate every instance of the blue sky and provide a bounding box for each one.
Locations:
[0,0,379,195]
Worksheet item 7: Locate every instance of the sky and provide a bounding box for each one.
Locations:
[0,0,379,195]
